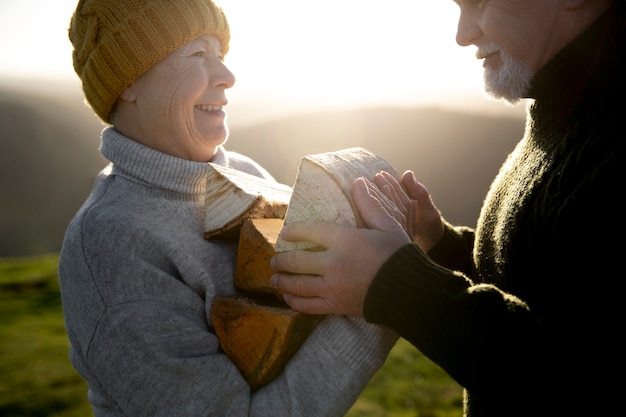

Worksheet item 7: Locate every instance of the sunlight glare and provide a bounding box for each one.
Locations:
[220,0,482,108]
[0,0,77,79]
[0,0,483,109]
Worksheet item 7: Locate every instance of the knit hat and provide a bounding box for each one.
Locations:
[69,0,230,123]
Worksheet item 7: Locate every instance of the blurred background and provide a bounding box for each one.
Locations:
[0,0,527,257]
[0,1,527,416]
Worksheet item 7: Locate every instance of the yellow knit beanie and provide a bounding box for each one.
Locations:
[69,0,230,123]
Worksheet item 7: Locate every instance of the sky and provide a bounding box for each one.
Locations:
[0,1,508,113]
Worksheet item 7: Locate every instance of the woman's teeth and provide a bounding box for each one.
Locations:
[196,104,222,112]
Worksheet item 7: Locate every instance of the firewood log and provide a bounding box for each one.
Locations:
[215,218,321,390]
[209,147,397,390]
[234,218,283,298]
[274,147,397,251]
[211,296,323,391]
[203,163,291,240]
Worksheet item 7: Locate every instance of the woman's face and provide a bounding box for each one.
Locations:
[118,35,235,162]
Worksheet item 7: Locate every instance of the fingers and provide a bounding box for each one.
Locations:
[375,171,412,209]
[379,183,406,217]
[401,170,430,202]
[281,293,331,316]
[401,170,443,223]
[269,273,330,315]
[271,272,363,316]
[366,181,408,228]
[406,199,418,242]
[270,271,323,297]
[352,178,407,234]
[270,248,325,276]
[277,220,342,250]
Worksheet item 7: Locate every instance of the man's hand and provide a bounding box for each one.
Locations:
[270,177,411,316]
[374,170,444,253]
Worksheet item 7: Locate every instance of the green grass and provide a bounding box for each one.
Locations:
[346,340,463,417]
[0,254,90,417]
[0,255,462,417]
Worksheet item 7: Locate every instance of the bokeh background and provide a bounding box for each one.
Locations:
[0,0,527,257]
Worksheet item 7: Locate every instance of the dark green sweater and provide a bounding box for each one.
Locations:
[364,4,625,416]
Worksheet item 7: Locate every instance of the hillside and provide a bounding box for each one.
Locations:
[0,81,525,257]
[0,83,105,257]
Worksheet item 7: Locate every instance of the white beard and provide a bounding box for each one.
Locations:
[482,45,534,105]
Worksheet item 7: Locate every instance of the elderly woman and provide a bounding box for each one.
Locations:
[58,0,397,415]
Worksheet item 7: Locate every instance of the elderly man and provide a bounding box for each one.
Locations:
[271,1,625,416]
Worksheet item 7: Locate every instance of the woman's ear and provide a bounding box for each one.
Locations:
[120,85,137,103]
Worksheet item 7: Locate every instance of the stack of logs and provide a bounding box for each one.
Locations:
[210,218,324,390]
[208,147,397,390]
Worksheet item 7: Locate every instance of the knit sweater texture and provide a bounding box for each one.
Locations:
[363,5,625,417]
[58,129,397,417]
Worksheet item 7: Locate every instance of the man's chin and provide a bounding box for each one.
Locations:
[483,70,530,105]
[482,87,524,106]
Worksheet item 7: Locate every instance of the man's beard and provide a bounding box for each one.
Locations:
[482,44,534,105]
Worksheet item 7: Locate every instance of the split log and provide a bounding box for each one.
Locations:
[233,218,283,297]
[203,163,291,240]
[209,147,397,390]
[274,147,398,251]
[215,218,321,390]
[211,296,323,391]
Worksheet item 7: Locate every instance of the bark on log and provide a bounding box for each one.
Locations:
[211,296,323,391]
[234,218,283,298]
[203,163,291,240]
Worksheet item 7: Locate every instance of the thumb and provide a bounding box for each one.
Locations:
[402,171,436,208]
[353,177,406,233]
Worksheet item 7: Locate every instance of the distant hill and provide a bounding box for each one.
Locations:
[0,81,525,257]
[0,83,106,257]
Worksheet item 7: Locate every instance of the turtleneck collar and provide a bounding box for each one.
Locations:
[99,127,230,195]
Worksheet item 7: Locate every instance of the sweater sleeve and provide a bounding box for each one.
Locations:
[363,244,534,394]
[427,221,475,276]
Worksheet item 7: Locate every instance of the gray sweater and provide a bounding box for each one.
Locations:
[59,128,397,417]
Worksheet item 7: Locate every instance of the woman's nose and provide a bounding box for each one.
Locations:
[211,59,236,89]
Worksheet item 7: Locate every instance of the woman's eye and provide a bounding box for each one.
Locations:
[192,51,206,58]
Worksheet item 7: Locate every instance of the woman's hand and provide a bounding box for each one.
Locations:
[270,177,411,316]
